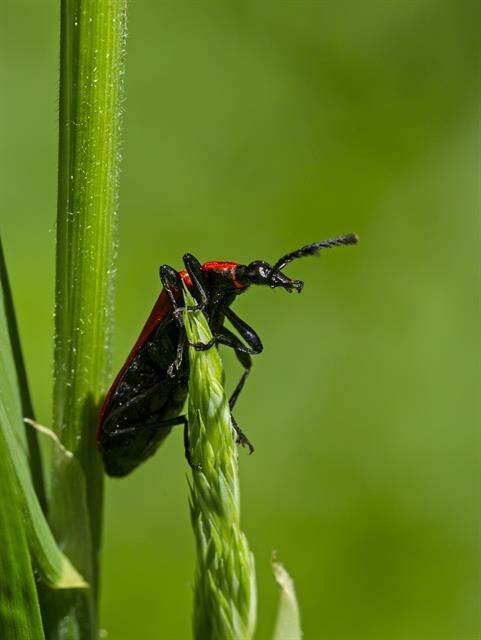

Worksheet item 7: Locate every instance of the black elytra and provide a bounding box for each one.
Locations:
[98,234,358,477]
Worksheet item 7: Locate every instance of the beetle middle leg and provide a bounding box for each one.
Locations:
[223,332,255,454]
[229,342,252,411]
[187,305,263,356]
[185,306,264,455]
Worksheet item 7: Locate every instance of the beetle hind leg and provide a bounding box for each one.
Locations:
[167,332,186,377]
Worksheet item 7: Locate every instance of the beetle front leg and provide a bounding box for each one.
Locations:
[182,253,209,312]
[160,256,210,327]
[159,264,185,327]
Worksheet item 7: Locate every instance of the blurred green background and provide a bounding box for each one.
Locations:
[3,1,479,638]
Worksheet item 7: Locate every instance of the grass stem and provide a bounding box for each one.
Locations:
[47,1,127,637]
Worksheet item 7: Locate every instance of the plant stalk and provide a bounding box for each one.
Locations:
[47,1,127,637]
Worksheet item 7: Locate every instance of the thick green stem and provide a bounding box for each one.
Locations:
[47,1,127,637]
[184,294,257,640]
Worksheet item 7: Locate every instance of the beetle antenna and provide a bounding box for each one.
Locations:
[271,234,358,275]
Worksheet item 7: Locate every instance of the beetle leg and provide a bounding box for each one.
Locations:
[182,417,202,470]
[217,328,255,454]
[226,337,252,410]
[187,316,262,355]
[159,265,185,327]
[167,331,186,377]
[160,257,209,326]
[224,307,264,355]
[197,325,254,408]
[187,333,249,352]
[182,253,209,312]
[187,336,218,351]
[230,414,254,454]
[188,325,256,454]
[187,309,264,355]
[186,316,261,455]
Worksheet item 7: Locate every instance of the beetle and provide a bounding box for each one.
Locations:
[98,234,358,477]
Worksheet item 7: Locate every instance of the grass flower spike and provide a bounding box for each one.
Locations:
[184,291,257,640]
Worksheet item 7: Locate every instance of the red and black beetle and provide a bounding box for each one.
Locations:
[98,234,358,477]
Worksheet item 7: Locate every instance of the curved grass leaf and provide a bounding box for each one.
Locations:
[0,233,86,590]
[0,428,45,640]
[0,236,46,510]
[272,554,302,640]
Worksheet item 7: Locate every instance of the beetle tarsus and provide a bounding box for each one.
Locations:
[238,435,255,455]
[187,337,217,351]
[173,303,207,321]
[188,459,203,472]
[231,414,254,455]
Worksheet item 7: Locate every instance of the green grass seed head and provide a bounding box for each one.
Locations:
[184,290,257,640]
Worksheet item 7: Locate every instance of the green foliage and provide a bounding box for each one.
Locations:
[0,236,46,511]
[0,233,88,639]
[184,292,257,640]
[0,237,86,592]
[0,428,44,640]
[271,555,302,640]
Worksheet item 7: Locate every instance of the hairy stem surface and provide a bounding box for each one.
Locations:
[48,1,127,637]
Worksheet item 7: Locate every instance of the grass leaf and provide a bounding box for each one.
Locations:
[272,554,302,640]
[0,232,86,590]
[0,428,45,640]
[0,236,46,511]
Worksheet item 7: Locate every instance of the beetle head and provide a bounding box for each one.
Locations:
[235,261,304,293]
[234,234,358,294]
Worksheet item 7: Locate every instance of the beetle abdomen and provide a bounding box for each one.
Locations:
[98,313,188,476]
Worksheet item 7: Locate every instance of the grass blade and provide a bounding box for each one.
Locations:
[184,291,257,640]
[0,233,86,590]
[0,236,46,511]
[271,555,302,640]
[0,428,45,640]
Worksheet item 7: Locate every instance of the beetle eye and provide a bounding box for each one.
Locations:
[244,261,270,284]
